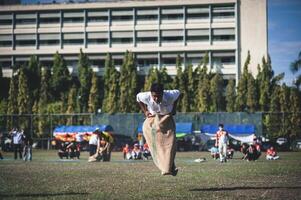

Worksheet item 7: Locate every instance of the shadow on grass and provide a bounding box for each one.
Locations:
[189,186,301,192]
[0,192,88,198]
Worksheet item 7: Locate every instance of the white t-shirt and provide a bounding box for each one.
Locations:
[136,90,180,115]
[12,131,23,144]
[89,134,99,145]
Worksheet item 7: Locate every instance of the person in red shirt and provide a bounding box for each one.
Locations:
[266,146,279,160]
[142,143,151,160]
[122,144,131,160]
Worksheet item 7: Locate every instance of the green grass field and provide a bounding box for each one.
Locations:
[0,150,301,200]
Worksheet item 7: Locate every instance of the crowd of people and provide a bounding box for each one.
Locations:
[208,124,280,163]
[0,128,33,161]
[122,143,151,160]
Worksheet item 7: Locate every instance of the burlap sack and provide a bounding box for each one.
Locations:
[143,115,176,174]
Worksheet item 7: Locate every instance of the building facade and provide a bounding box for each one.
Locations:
[0,0,267,81]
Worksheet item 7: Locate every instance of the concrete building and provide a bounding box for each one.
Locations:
[0,0,267,82]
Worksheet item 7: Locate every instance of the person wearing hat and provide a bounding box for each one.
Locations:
[99,131,114,161]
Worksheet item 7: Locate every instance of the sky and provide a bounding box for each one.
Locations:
[268,0,301,85]
[20,0,301,85]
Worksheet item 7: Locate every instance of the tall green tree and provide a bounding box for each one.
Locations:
[225,79,236,112]
[290,51,301,89]
[88,72,101,113]
[246,74,258,112]
[18,68,31,115]
[7,75,18,128]
[119,51,138,112]
[197,77,210,112]
[289,88,301,138]
[236,51,250,111]
[37,67,52,136]
[258,56,273,111]
[144,67,160,91]
[51,52,71,100]
[102,53,120,113]
[0,63,2,99]
[196,54,210,112]
[159,67,173,90]
[186,64,196,112]
[17,68,31,130]
[210,73,224,112]
[172,55,189,112]
[27,55,41,109]
[278,84,291,138]
[66,85,78,125]
[78,49,92,113]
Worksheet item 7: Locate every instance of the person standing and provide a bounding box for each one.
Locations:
[89,128,100,157]
[10,128,24,160]
[23,134,33,161]
[137,83,180,176]
[215,124,229,163]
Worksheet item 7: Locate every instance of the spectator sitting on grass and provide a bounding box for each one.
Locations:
[210,146,219,160]
[227,147,234,159]
[131,144,142,160]
[142,143,151,160]
[58,142,69,159]
[122,144,132,160]
[266,146,279,160]
[241,143,249,160]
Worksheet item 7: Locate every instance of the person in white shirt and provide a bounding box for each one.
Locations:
[215,124,229,163]
[10,128,24,160]
[89,129,100,156]
[137,83,180,176]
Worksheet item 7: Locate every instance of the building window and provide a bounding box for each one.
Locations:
[15,34,36,46]
[136,31,158,43]
[15,57,30,67]
[186,52,205,65]
[39,56,53,67]
[87,32,108,45]
[161,8,183,20]
[161,30,183,42]
[111,31,133,44]
[136,8,158,21]
[111,10,133,21]
[0,35,12,47]
[0,57,11,68]
[39,12,60,25]
[39,33,60,46]
[63,33,83,45]
[64,11,84,24]
[161,54,183,65]
[0,19,12,26]
[212,28,235,41]
[186,29,209,42]
[40,17,60,24]
[16,18,36,25]
[212,5,235,19]
[212,51,235,66]
[87,10,108,23]
[15,13,36,25]
[136,54,158,67]
[186,7,209,19]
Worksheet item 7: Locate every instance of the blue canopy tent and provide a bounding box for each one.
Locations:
[53,125,114,141]
[200,124,255,143]
[137,122,193,138]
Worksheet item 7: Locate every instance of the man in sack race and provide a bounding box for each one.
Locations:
[136,83,180,176]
